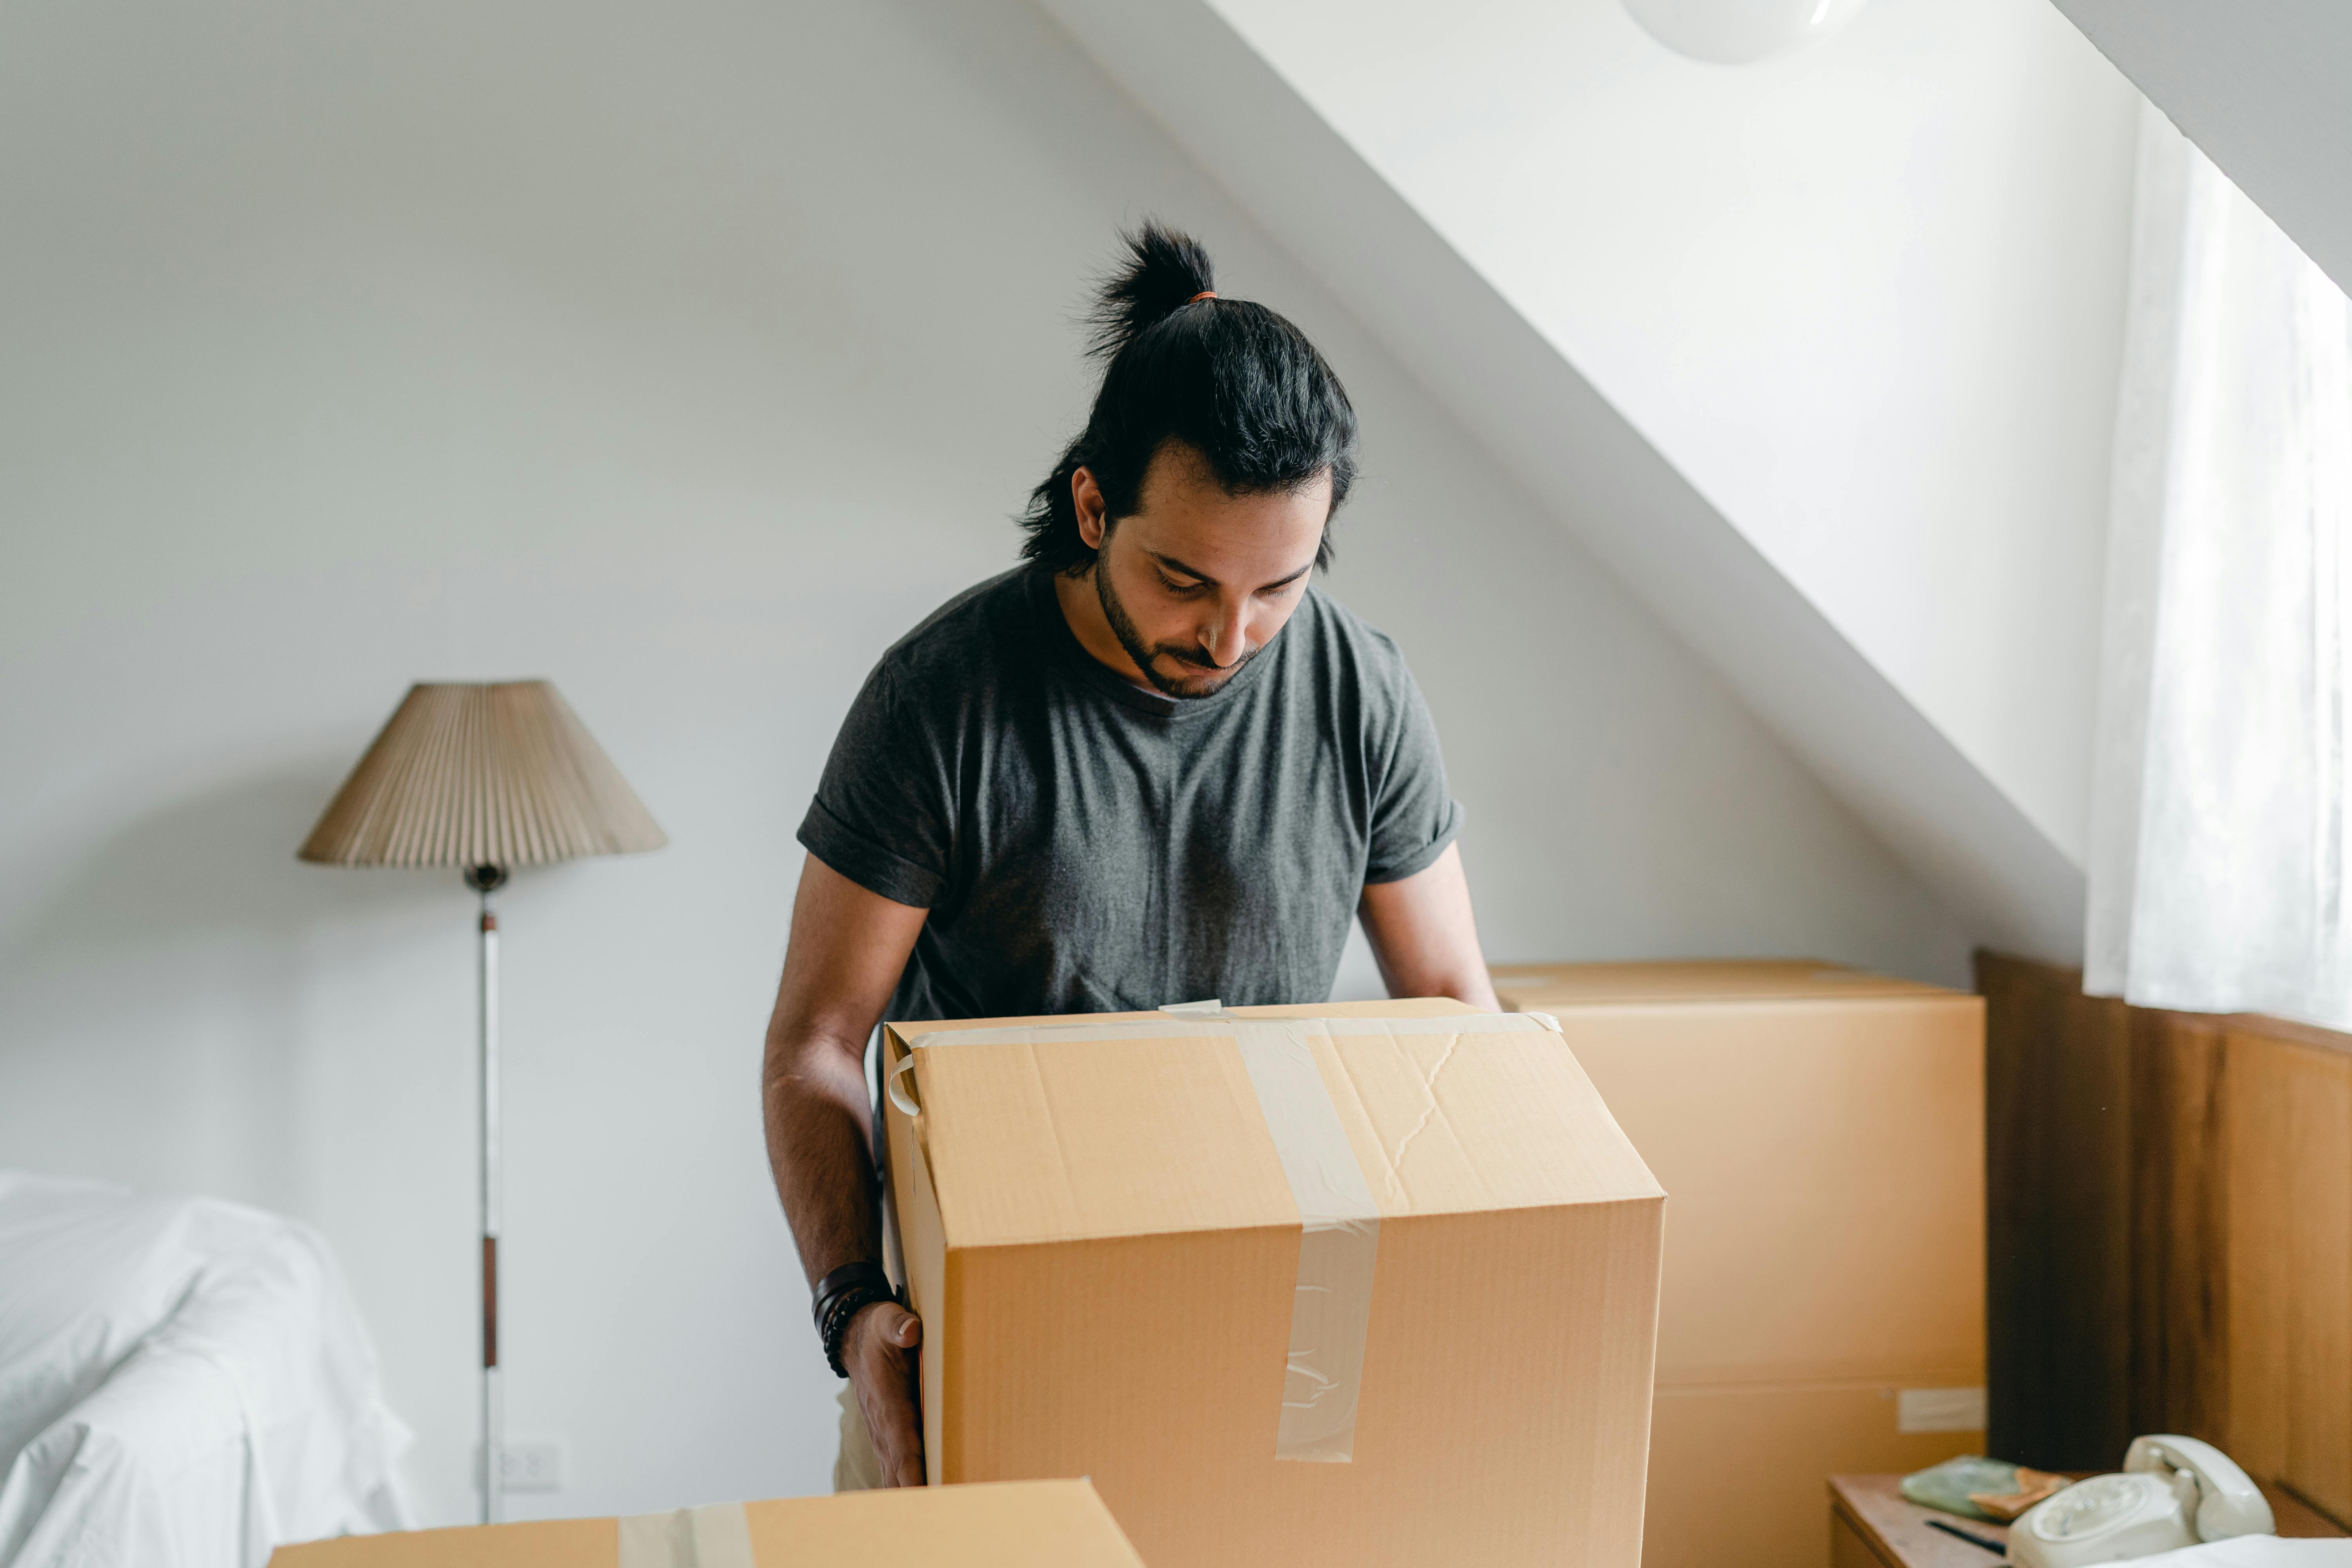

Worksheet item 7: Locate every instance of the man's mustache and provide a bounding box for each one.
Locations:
[1158,645,1247,672]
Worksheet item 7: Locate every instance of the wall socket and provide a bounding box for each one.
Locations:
[1896,1387,1987,1434]
[475,1440,566,1493]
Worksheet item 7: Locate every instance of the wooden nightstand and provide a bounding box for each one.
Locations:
[1829,1474,2344,1568]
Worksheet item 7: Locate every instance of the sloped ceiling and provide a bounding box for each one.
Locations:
[1030,0,2087,961]
[2051,0,2352,298]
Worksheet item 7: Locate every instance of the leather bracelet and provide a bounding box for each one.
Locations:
[811,1261,892,1334]
[812,1261,897,1378]
[819,1284,898,1378]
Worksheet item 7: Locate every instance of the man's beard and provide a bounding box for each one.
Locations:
[1095,563,1267,700]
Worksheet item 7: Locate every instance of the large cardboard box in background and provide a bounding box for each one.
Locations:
[883,998,1666,1568]
[267,1479,1144,1567]
[1490,961,1986,1568]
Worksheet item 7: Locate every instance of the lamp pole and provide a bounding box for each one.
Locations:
[466,862,508,1524]
[297,682,666,1525]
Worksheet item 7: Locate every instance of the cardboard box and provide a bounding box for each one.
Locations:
[1489,961,1985,1568]
[883,998,1665,1568]
[267,1479,1145,1567]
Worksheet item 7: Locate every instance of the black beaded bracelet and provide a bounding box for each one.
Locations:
[811,1261,897,1378]
[811,1261,890,1332]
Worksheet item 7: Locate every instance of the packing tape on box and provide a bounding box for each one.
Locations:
[617,1502,755,1568]
[897,1008,1563,1463]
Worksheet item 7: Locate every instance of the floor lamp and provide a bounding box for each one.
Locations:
[298,680,665,1523]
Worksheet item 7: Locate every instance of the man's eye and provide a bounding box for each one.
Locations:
[1158,573,1206,595]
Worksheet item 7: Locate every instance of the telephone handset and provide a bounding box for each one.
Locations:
[2009,1435,2276,1567]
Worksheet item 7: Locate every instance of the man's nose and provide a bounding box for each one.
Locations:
[1202,598,1250,668]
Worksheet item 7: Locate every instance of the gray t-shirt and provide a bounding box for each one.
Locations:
[799,565,1463,1022]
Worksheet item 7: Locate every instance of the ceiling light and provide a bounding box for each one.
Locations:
[1622,0,1877,64]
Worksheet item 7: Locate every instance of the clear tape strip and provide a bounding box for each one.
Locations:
[902,1008,1559,1462]
[1230,1015,1377,1462]
[616,1502,756,1568]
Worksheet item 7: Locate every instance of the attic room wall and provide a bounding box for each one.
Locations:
[1209,0,2143,866]
[0,0,1967,1527]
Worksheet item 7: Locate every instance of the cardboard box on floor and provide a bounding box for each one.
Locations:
[1488,960,1985,1568]
[267,1479,1144,1567]
[882,997,1664,1568]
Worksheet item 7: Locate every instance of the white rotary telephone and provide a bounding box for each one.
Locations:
[2009,1436,2275,1566]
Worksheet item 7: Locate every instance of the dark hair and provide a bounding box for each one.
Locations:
[1019,222,1358,576]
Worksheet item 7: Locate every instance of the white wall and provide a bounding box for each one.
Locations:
[1043,0,2092,961]
[0,0,1968,1530]
[1209,0,2143,865]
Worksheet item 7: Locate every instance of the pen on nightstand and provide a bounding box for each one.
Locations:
[1924,1517,2008,1555]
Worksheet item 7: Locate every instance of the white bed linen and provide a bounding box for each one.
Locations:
[2128,1543,2352,1567]
[0,1172,411,1568]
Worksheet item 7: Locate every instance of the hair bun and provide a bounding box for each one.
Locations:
[1020,219,1356,581]
[1086,222,1217,359]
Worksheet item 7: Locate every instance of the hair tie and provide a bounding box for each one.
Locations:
[1189,290,1218,304]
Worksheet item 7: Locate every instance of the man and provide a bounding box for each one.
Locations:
[761,224,1499,1491]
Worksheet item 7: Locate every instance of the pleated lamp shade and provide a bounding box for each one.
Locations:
[298,681,666,870]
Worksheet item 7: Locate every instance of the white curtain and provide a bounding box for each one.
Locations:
[2085,105,2352,1029]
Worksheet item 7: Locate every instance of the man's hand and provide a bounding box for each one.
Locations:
[844,1299,926,1488]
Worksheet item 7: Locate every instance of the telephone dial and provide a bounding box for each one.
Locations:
[2009,1436,2275,1567]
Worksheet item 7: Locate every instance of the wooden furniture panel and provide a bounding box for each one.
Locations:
[1983,951,2352,1527]
[1831,1510,1894,1568]
[2229,1025,2352,1519]
[2224,1020,2293,1479]
[1980,954,2133,1468]
[2128,1011,2229,1445]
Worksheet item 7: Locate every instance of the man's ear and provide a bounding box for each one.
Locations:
[1072,466,1110,552]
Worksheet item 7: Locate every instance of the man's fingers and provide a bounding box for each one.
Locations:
[890,1448,926,1488]
[871,1381,925,1488]
[847,1299,927,1487]
[850,1299,921,1356]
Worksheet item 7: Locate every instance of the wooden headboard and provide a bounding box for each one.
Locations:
[1981,950,2352,1525]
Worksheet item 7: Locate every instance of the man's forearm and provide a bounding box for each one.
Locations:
[1358,843,1499,1010]
[764,1027,885,1289]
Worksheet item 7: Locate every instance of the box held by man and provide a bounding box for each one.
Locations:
[883,997,1666,1568]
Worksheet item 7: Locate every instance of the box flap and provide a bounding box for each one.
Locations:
[894,996,1479,1038]
[1320,1013,1663,1218]
[268,1482,1143,1567]
[911,1023,1302,1245]
[743,1481,1143,1564]
[889,1001,1661,1250]
[270,1519,615,1567]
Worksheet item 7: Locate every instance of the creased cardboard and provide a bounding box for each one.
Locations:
[1490,960,1985,1568]
[266,1479,1145,1568]
[883,998,1665,1568]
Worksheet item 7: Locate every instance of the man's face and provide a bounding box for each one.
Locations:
[1076,444,1332,700]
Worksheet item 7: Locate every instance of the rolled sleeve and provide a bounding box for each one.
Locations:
[798,661,951,909]
[1362,661,1465,885]
[797,795,943,908]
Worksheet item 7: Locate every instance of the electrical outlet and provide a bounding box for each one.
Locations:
[1896,1387,1987,1434]
[475,1440,566,1493]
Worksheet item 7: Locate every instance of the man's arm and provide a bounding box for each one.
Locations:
[1356,842,1501,1010]
[762,852,930,1486]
